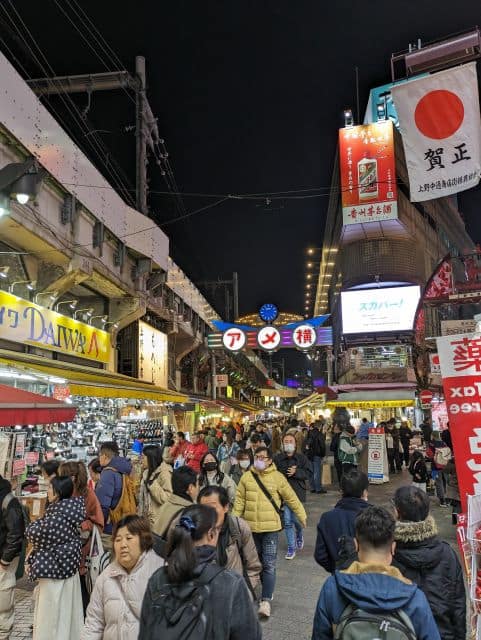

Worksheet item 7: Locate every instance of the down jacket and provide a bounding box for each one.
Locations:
[26,496,85,580]
[232,464,307,533]
[392,515,466,640]
[81,549,164,640]
[95,456,133,534]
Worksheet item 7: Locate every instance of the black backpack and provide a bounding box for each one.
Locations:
[142,564,224,640]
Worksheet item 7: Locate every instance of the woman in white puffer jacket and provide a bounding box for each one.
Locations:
[81,515,163,640]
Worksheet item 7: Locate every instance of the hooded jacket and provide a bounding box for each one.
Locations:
[392,515,466,640]
[95,456,133,533]
[312,561,440,640]
[274,451,312,503]
[314,497,370,573]
[232,464,307,533]
[82,549,164,640]
[151,493,193,537]
[26,496,85,580]
[139,546,262,640]
[0,477,25,564]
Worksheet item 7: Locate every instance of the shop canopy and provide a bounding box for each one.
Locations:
[0,384,76,426]
[325,388,416,409]
[0,352,188,403]
[295,392,326,410]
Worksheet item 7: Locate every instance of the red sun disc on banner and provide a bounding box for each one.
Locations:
[414,90,464,139]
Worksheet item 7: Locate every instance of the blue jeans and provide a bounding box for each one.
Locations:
[311,455,323,491]
[253,531,278,600]
[283,505,302,550]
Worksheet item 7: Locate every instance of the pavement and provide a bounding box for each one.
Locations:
[11,468,459,639]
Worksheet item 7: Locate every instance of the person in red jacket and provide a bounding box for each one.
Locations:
[170,432,191,466]
[186,431,208,474]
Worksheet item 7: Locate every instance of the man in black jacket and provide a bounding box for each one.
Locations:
[0,476,25,638]
[274,433,312,560]
[314,469,369,573]
[303,421,326,495]
[392,485,465,640]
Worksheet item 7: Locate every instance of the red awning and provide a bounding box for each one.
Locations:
[0,384,76,426]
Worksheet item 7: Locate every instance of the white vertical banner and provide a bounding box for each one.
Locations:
[392,63,481,202]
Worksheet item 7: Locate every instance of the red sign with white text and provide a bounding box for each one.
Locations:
[437,333,481,510]
[339,120,398,226]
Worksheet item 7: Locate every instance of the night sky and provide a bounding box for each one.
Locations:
[2,1,481,322]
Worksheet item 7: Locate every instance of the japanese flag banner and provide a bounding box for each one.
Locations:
[437,332,481,510]
[391,62,481,202]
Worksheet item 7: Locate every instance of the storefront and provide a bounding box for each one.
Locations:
[294,392,327,423]
[325,386,416,425]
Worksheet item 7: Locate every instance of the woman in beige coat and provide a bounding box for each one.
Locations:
[81,515,163,640]
[138,445,172,525]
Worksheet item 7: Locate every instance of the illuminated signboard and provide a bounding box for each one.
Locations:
[138,321,168,387]
[341,286,421,334]
[0,290,110,363]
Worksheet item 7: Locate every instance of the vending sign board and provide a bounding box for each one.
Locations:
[367,426,389,483]
[339,120,398,226]
[437,332,481,510]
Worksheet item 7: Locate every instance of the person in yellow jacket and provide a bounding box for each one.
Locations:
[232,446,307,620]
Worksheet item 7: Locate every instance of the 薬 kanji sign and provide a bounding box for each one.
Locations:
[392,62,481,202]
[437,331,481,510]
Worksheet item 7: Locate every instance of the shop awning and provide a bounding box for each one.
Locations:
[216,399,262,415]
[325,389,416,409]
[295,392,326,410]
[0,383,76,426]
[0,352,188,403]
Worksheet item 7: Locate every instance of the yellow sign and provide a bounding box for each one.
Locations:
[0,290,111,363]
[226,385,233,399]
[326,400,414,409]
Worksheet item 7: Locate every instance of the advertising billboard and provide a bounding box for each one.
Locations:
[339,120,398,226]
[341,285,421,334]
[138,321,168,388]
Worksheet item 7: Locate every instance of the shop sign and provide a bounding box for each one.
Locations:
[12,459,26,476]
[437,332,481,510]
[429,353,441,375]
[292,324,317,349]
[339,120,398,226]
[226,385,233,399]
[52,385,71,401]
[327,399,414,409]
[257,326,281,351]
[441,320,477,336]
[25,451,39,466]
[222,328,246,352]
[215,374,228,388]
[138,321,168,388]
[0,290,110,363]
[367,426,389,483]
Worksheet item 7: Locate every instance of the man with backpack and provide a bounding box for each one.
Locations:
[426,430,452,507]
[96,441,134,549]
[304,421,327,494]
[312,505,440,640]
[0,475,26,639]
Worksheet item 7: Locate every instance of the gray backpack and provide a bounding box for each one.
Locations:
[334,604,417,640]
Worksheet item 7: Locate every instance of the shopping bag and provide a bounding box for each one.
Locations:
[85,525,110,594]
[321,461,332,486]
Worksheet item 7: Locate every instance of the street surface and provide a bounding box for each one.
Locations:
[12,469,458,640]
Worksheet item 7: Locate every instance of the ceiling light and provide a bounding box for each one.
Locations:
[15,193,29,205]
[307,274,312,279]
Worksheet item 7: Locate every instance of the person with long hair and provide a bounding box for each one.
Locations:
[27,475,85,640]
[138,445,172,524]
[139,504,261,639]
[82,515,163,640]
[198,452,237,506]
[59,461,104,614]
[217,433,239,474]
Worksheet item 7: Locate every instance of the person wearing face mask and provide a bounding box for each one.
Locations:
[139,505,262,640]
[229,449,253,485]
[274,433,312,560]
[233,446,307,619]
[198,452,237,506]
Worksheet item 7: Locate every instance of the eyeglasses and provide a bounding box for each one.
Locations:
[254,455,269,461]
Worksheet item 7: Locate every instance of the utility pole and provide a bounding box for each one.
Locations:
[211,351,217,401]
[27,56,157,215]
[197,272,239,322]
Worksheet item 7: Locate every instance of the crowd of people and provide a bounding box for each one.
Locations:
[0,411,466,639]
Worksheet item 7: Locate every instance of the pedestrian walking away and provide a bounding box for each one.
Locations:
[304,420,326,494]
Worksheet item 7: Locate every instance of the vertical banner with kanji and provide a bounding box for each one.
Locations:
[392,62,481,202]
[437,332,481,511]
[339,120,398,226]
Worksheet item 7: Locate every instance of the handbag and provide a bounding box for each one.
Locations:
[250,471,284,528]
[85,525,111,594]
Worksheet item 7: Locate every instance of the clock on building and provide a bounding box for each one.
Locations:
[258,303,279,324]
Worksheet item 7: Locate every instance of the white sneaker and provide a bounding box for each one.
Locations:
[258,600,271,618]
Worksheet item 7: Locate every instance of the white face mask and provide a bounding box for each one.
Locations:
[284,443,296,454]
[239,460,250,469]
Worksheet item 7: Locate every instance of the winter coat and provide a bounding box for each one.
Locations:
[408,458,428,484]
[26,496,85,580]
[219,515,261,592]
[312,561,441,640]
[273,451,312,503]
[185,441,208,473]
[304,428,326,459]
[229,464,248,485]
[199,471,237,506]
[0,478,25,564]
[232,465,307,533]
[78,487,104,576]
[81,549,164,640]
[444,460,460,502]
[169,440,190,463]
[399,425,413,447]
[139,550,262,640]
[217,442,239,463]
[138,462,172,524]
[338,432,360,465]
[314,497,370,573]
[95,456,133,534]
[151,493,193,537]
[392,515,466,640]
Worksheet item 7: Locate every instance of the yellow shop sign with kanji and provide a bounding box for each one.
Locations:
[0,290,111,363]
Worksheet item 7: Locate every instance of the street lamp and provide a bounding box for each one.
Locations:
[0,267,9,279]
[55,300,78,312]
[34,291,58,304]
[74,307,94,320]
[0,158,44,212]
[103,321,119,330]
[89,314,108,326]
[9,280,36,293]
